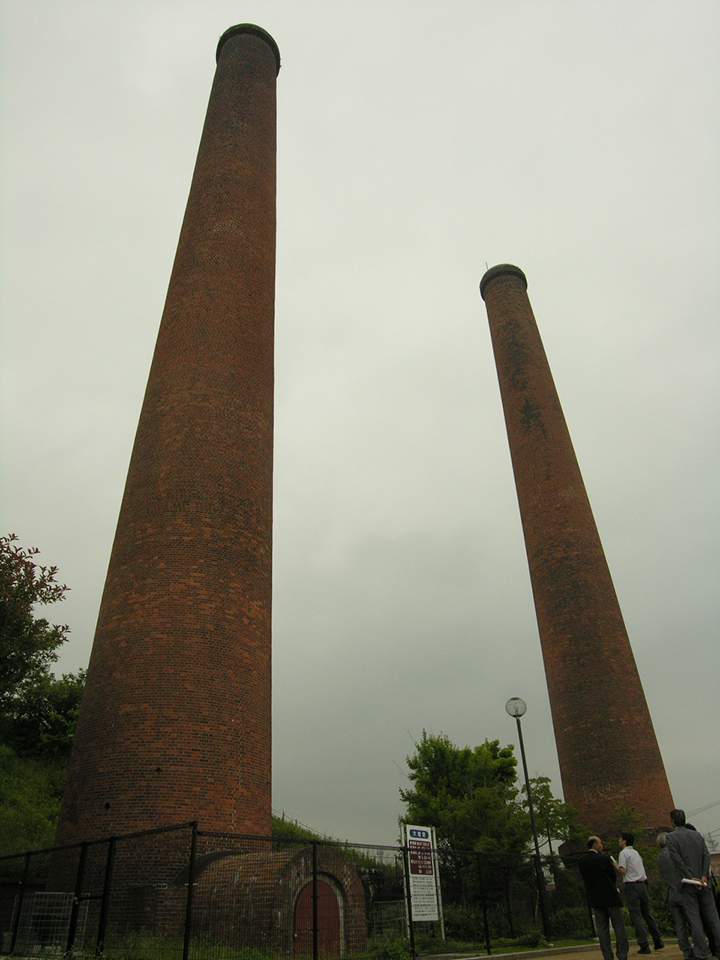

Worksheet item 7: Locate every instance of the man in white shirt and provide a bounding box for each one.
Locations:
[615,832,664,954]
[580,836,629,960]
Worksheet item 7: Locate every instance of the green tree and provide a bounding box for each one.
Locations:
[0,533,70,711]
[400,730,531,853]
[6,669,86,760]
[603,804,660,883]
[523,776,588,852]
[0,534,85,855]
[604,803,646,837]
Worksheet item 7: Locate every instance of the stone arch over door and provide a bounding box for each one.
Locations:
[294,873,343,957]
[175,844,366,955]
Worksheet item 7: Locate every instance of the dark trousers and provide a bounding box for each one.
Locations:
[668,900,693,960]
[624,880,663,947]
[681,885,720,960]
[594,905,629,960]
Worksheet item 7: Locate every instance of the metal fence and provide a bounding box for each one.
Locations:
[0,824,605,960]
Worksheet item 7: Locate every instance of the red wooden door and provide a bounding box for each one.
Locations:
[294,879,341,957]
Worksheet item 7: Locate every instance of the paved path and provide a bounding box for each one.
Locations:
[420,942,688,960]
[501,945,686,960]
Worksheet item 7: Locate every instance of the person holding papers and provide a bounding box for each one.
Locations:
[666,809,720,960]
[657,832,694,960]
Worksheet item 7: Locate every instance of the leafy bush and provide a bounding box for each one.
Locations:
[442,902,486,942]
[368,934,413,960]
[551,905,593,938]
[0,743,65,854]
[518,930,549,948]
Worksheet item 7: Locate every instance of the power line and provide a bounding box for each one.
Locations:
[688,799,720,817]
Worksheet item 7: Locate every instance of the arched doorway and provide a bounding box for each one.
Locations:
[294,878,342,957]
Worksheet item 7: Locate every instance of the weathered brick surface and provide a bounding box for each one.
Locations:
[186,844,368,954]
[481,264,673,833]
[56,26,279,844]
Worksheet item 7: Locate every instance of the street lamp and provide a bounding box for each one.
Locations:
[505,697,551,939]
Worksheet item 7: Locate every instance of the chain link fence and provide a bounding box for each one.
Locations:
[0,825,612,960]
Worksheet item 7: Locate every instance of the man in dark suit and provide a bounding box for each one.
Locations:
[657,832,693,960]
[579,836,629,960]
[666,809,720,960]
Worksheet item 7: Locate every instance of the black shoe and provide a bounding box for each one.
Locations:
[654,944,665,951]
[638,949,652,955]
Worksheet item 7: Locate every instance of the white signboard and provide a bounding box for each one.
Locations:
[403,824,441,922]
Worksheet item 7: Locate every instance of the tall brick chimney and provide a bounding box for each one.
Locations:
[480,264,673,833]
[56,24,280,843]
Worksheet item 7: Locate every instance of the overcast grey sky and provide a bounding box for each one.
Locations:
[1,1,718,848]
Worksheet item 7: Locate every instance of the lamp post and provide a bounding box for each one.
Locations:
[505,697,551,939]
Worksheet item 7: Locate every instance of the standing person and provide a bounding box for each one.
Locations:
[614,832,665,953]
[666,809,720,960]
[580,836,629,960]
[657,832,693,960]
[687,824,719,957]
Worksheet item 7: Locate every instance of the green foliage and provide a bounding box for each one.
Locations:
[603,804,661,883]
[272,815,400,879]
[400,732,586,862]
[0,533,70,710]
[442,902,489,942]
[523,776,588,849]
[101,933,186,960]
[400,730,530,853]
[271,814,327,843]
[428,902,556,951]
[368,934,413,960]
[5,668,85,760]
[102,936,291,960]
[0,533,84,760]
[604,803,646,836]
[0,535,86,856]
[550,905,593,939]
[0,743,66,854]
[518,931,549,948]
[548,855,589,910]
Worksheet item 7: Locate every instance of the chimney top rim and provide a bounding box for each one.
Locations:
[480,263,527,300]
[216,24,281,75]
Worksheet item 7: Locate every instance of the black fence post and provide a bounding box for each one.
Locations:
[401,844,416,959]
[475,852,492,956]
[9,851,31,955]
[182,821,199,960]
[95,836,116,956]
[503,859,514,939]
[66,841,88,955]
[312,840,319,960]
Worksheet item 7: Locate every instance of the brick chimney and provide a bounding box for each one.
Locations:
[56,25,280,843]
[480,264,673,833]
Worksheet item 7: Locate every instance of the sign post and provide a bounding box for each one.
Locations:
[402,824,444,937]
